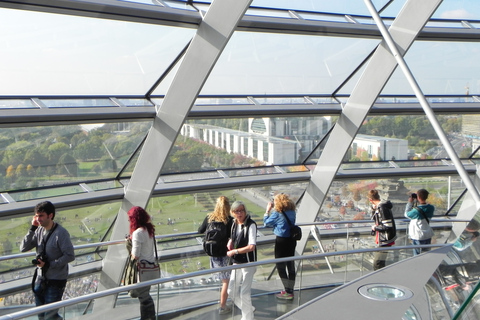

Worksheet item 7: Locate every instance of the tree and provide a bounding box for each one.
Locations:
[58,153,78,177]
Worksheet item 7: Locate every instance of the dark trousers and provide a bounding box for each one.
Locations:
[275,236,297,294]
[137,285,156,320]
[33,279,67,320]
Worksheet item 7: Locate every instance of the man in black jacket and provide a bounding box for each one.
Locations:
[368,189,397,270]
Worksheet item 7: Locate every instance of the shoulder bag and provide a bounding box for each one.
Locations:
[280,211,302,241]
[137,237,160,282]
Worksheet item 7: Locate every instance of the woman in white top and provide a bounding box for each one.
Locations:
[128,206,156,320]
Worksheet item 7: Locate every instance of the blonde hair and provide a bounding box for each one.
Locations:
[274,193,295,212]
[208,196,231,224]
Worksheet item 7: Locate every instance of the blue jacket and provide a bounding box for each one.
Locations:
[264,209,296,238]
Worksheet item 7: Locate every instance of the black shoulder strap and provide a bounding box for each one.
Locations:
[153,236,159,263]
[279,210,294,226]
[42,222,58,247]
[415,206,430,224]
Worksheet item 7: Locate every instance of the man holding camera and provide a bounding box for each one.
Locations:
[20,201,75,320]
[405,189,435,255]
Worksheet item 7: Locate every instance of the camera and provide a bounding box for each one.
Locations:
[32,253,46,265]
[411,193,417,199]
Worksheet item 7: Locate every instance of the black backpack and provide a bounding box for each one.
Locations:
[203,221,228,257]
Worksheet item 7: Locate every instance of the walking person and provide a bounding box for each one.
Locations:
[198,196,234,314]
[20,201,75,320]
[405,189,435,255]
[368,190,396,270]
[226,201,257,320]
[127,206,157,320]
[264,193,297,300]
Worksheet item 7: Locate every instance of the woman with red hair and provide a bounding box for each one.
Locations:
[127,206,156,320]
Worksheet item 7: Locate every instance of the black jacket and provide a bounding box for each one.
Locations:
[371,200,397,246]
[231,216,257,264]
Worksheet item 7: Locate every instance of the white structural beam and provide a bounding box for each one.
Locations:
[95,0,253,311]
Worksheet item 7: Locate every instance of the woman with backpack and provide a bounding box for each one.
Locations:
[264,193,297,300]
[198,196,234,314]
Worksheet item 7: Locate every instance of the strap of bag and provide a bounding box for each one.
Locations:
[153,236,159,263]
[279,210,294,227]
[415,206,430,224]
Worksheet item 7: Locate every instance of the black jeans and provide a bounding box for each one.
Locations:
[275,236,297,294]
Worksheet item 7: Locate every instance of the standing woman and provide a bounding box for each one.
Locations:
[264,193,297,300]
[226,201,257,320]
[127,206,156,320]
[198,196,234,314]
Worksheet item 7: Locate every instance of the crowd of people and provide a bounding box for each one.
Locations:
[7,187,451,320]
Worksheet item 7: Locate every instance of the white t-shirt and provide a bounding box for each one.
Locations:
[131,227,155,263]
[235,222,257,246]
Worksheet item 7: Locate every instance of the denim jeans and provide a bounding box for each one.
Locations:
[412,238,431,255]
[33,279,66,320]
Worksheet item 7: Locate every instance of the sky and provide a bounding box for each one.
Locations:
[0,0,479,96]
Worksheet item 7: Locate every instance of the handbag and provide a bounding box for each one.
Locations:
[280,210,302,241]
[137,238,160,282]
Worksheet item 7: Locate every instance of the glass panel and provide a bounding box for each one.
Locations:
[196,32,379,95]
[322,176,466,224]
[41,99,116,108]
[117,98,155,107]
[0,8,195,95]
[0,121,151,195]
[0,99,37,109]
[86,180,124,191]
[252,0,393,16]
[383,41,480,95]
[351,115,471,162]
[161,117,333,174]
[9,185,85,202]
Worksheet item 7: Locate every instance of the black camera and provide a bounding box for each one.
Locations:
[32,253,46,265]
[411,193,417,199]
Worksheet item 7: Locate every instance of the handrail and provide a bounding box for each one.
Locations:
[0,217,467,263]
[0,243,452,320]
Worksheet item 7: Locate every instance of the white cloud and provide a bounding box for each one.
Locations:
[440,9,475,19]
